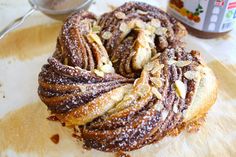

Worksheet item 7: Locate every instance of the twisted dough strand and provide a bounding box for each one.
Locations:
[38,2,203,152]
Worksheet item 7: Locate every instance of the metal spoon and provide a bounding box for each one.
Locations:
[0,0,93,40]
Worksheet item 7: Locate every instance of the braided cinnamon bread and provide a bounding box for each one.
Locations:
[38,2,217,152]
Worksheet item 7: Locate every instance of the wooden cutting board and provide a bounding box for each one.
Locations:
[0,23,235,157]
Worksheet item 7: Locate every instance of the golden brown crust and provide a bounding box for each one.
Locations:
[38,2,217,153]
[164,74,217,137]
[56,84,132,126]
[184,67,218,122]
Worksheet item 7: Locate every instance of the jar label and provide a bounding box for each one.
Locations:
[168,0,236,32]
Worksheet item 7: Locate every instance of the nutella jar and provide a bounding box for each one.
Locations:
[167,0,236,38]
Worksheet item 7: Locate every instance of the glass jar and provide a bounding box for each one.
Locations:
[167,0,236,38]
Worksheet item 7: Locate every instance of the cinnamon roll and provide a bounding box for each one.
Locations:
[38,2,217,152]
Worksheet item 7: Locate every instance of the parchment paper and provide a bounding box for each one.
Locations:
[0,0,235,157]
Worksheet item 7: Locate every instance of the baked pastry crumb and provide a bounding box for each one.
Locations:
[38,2,217,153]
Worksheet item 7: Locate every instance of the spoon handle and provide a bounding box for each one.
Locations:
[0,7,35,40]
